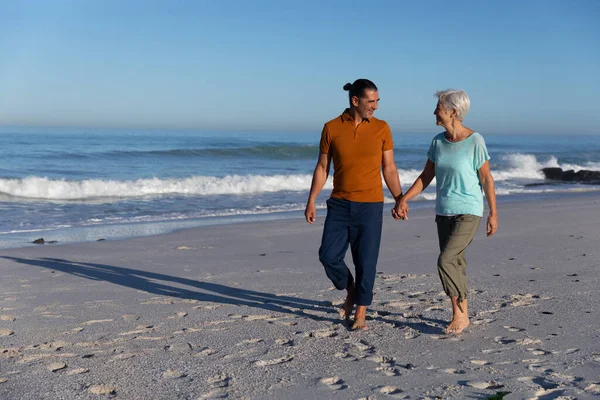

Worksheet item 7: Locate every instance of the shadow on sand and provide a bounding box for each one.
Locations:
[2,256,447,333]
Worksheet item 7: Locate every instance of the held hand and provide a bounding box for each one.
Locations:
[305,203,316,224]
[392,199,409,220]
[486,214,498,237]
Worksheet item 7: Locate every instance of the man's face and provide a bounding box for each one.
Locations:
[352,89,379,119]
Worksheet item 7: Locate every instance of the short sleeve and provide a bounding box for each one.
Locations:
[474,136,490,170]
[319,124,330,154]
[382,123,394,151]
[427,139,436,163]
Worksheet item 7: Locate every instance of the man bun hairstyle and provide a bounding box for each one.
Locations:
[344,79,378,103]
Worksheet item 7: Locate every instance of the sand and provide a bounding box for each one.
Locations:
[1,193,599,399]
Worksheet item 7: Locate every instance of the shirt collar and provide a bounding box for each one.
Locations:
[341,108,371,123]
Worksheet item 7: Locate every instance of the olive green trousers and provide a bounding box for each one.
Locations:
[435,214,482,303]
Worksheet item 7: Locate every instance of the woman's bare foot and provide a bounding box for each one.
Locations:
[339,280,355,320]
[351,305,367,330]
[445,296,469,334]
[445,318,470,334]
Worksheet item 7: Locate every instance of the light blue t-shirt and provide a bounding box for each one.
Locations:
[427,132,490,217]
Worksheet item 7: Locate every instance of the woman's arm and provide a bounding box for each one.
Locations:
[393,159,435,220]
[478,160,497,236]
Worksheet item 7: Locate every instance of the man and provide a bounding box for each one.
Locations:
[305,78,403,330]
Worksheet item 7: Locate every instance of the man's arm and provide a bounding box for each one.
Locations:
[382,149,402,199]
[478,160,497,236]
[305,152,331,224]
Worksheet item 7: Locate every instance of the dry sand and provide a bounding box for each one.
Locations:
[1,193,599,399]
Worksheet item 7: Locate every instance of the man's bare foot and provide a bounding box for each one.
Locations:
[351,305,367,330]
[444,318,470,334]
[339,280,355,320]
[445,296,469,334]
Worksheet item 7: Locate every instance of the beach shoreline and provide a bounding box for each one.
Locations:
[1,193,599,399]
[3,190,600,251]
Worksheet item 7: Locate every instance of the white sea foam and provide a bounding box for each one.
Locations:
[493,153,600,182]
[0,175,325,200]
[0,155,598,201]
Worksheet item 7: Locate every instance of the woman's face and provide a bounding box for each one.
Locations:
[434,102,454,126]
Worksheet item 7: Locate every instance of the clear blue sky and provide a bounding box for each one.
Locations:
[0,0,598,134]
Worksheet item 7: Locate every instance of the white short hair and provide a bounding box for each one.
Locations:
[435,89,470,121]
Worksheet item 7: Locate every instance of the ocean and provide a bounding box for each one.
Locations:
[1,127,599,249]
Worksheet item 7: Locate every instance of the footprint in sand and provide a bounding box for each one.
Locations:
[66,368,89,375]
[198,389,228,399]
[442,368,466,374]
[119,325,155,336]
[167,312,188,319]
[482,348,504,354]
[253,354,294,367]
[384,301,417,310]
[470,360,491,366]
[319,376,347,390]
[377,366,401,376]
[195,347,218,357]
[207,373,231,388]
[516,337,542,346]
[349,339,373,353]
[472,318,496,326]
[494,336,517,345]
[503,325,525,332]
[165,343,193,353]
[366,355,396,364]
[111,353,137,361]
[399,326,420,339]
[38,340,70,351]
[463,380,503,390]
[529,349,552,356]
[236,339,263,346]
[275,338,294,347]
[305,329,338,338]
[163,369,186,379]
[334,352,358,362]
[88,385,116,395]
[379,386,407,398]
[584,383,600,395]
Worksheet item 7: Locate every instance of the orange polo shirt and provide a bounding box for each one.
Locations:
[320,109,394,202]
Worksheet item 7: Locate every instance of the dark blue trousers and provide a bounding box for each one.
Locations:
[318,198,383,306]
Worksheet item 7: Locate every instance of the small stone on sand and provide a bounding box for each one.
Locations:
[48,362,67,372]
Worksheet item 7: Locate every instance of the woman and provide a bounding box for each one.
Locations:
[394,89,497,334]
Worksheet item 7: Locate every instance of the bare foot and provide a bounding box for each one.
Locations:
[351,305,367,330]
[445,296,469,334]
[445,318,470,334]
[339,280,355,320]
[351,318,367,330]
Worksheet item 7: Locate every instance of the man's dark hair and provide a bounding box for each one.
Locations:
[343,79,378,102]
